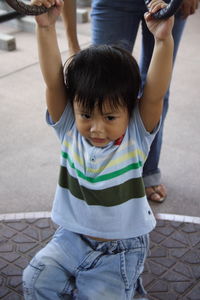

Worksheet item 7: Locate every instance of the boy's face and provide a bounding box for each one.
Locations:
[73,99,129,147]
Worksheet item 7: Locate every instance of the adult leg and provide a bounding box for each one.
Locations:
[141,11,186,202]
[91,0,146,51]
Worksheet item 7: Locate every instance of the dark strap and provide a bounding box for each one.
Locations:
[144,0,183,19]
[5,0,183,18]
[5,0,50,16]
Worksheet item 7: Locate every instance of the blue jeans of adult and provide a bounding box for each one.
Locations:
[23,227,149,299]
[91,0,186,187]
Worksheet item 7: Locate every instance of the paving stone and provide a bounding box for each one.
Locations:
[154,225,175,236]
[148,261,168,276]
[163,269,191,282]
[155,219,166,227]
[174,262,194,279]
[8,275,22,288]
[2,293,23,300]
[182,223,198,233]
[170,230,189,245]
[1,264,22,276]
[35,218,52,229]
[0,235,6,243]
[27,244,46,259]
[0,287,10,298]
[12,233,35,243]
[22,226,40,240]
[170,221,183,228]
[2,227,17,238]
[151,257,176,268]
[161,237,187,248]
[25,218,38,224]
[185,286,200,300]
[0,243,13,252]
[0,259,8,270]
[149,246,167,258]
[17,242,38,254]
[6,221,28,231]
[172,281,192,294]
[152,292,179,300]
[150,231,166,244]
[181,250,200,264]
[0,252,20,263]
[142,272,156,287]
[40,228,55,241]
[14,256,30,269]
[170,247,189,258]
[190,265,200,279]
[148,280,169,293]
[188,232,200,247]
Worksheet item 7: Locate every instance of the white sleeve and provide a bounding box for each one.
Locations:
[46,103,75,143]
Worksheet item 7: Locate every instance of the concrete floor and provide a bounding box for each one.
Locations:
[0,8,199,217]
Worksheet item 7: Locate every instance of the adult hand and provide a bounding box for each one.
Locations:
[180,0,199,19]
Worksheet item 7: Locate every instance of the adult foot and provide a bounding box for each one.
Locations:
[145,184,167,203]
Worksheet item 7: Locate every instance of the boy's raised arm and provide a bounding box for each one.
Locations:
[33,0,67,123]
[139,0,174,133]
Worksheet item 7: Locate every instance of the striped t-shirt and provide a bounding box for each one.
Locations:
[46,103,159,239]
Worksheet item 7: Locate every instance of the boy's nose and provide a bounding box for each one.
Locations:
[90,120,104,134]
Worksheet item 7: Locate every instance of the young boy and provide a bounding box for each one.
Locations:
[23,0,174,299]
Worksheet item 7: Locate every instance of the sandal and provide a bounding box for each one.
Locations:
[145,184,167,203]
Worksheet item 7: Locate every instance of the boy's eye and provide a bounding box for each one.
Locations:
[81,114,91,119]
[106,116,116,121]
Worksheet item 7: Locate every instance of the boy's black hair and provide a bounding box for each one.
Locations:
[64,45,141,117]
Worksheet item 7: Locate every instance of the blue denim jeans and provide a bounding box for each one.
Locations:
[23,227,149,300]
[91,0,186,187]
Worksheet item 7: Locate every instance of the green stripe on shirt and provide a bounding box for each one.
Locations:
[59,165,145,206]
[61,151,143,183]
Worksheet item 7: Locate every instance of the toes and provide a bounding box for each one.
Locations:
[145,187,155,197]
[154,184,167,198]
[150,192,162,202]
[145,184,167,203]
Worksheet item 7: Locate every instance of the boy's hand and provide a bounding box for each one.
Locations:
[145,0,174,41]
[31,0,63,27]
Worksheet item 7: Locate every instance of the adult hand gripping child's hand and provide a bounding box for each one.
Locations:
[180,0,199,19]
[145,0,175,41]
[31,0,63,27]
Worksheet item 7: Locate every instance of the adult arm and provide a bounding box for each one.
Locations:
[62,0,80,55]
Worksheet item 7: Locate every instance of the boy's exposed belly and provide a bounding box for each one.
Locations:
[84,235,117,241]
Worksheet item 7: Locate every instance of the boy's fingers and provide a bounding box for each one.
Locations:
[148,0,167,12]
[31,0,42,6]
[55,0,63,7]
[34,0,54,8]
[144,11,152,21]
[152,3,166,13]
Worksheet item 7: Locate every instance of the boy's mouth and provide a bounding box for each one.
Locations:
[90,137,107,144]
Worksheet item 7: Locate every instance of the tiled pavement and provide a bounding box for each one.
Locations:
[0,216,200,300]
